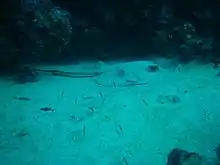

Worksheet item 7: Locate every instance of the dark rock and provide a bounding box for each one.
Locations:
[216,70,220,77]
[157,94,181,104]
[215,144,220,160]
[167,148,201,165]
[146,64,160,72]
[167,148,188,165]
[115,68,126,77]
[14,66,39,84]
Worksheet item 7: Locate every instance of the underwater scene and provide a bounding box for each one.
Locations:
[1,0,220,164]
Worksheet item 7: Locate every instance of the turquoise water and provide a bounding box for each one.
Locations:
[0,59,219,165]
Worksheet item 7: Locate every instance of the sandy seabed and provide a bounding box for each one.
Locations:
[0,59,220,165]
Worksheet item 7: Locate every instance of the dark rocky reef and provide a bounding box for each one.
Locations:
[13,66,39,84]
[1,0,220,70]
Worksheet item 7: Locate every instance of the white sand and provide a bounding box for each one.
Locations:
[0,59,220,165]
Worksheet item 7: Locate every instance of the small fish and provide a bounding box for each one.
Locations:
[40,107,54,112]
[83,96,95,100]
[15,132,29,137]
[13,96,31,101]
